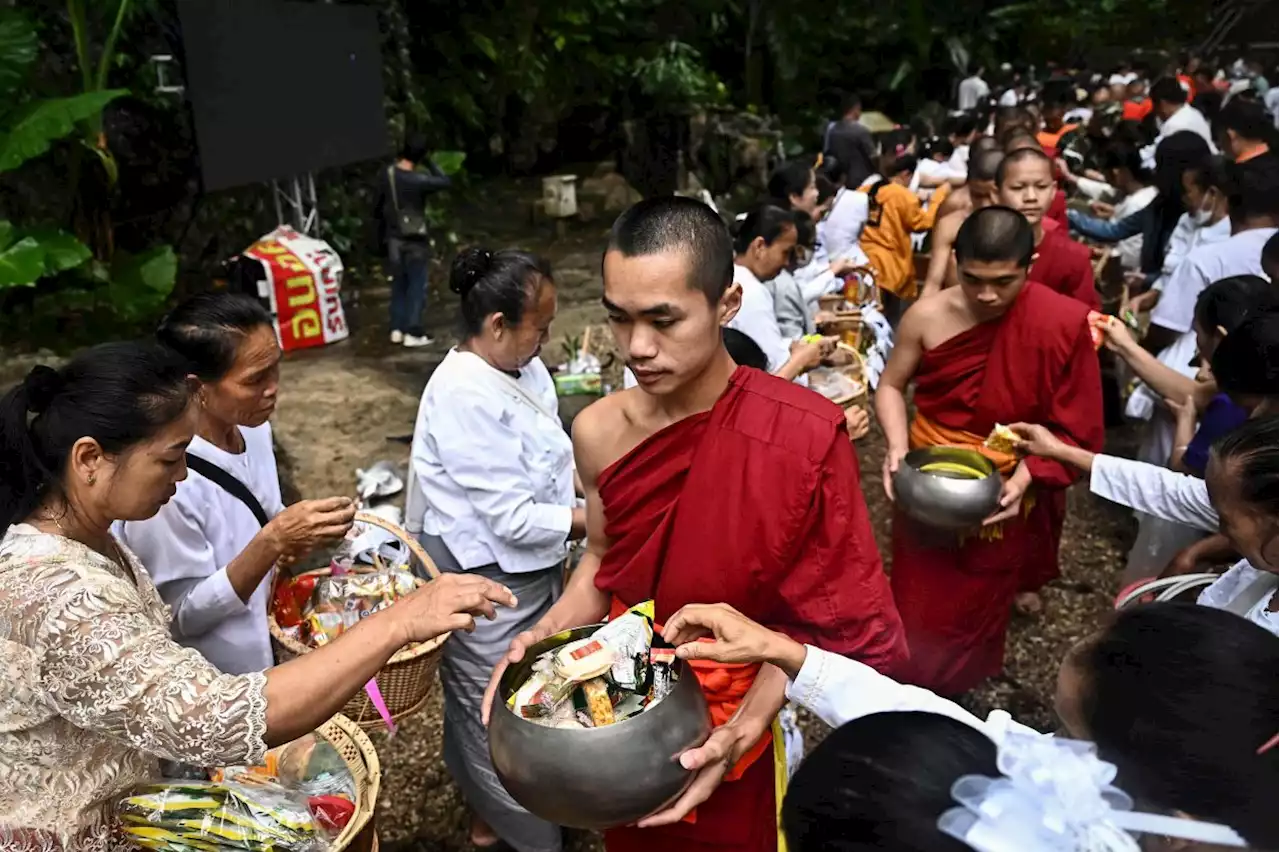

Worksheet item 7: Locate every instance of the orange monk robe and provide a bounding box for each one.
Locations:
[595,366,907,852]
[859,182,948,300]
[1032,226,1099,311]
[890,283,1104,696]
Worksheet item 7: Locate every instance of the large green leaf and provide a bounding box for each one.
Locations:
[108,244,177,318]
[0,236,45,288]
[27,229,92,274]
[0,9,37,105]
[0,89,128,173]
[431,150,467,175]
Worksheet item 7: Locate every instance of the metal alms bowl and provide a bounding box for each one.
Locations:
[893,446,1003,530]
[488,625,713,830]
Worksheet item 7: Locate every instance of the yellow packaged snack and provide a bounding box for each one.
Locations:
[984,424,1019,455]
[581,677,616,727]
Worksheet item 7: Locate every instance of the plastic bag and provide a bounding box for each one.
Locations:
[118,778,330,851]
[303,569,415,646]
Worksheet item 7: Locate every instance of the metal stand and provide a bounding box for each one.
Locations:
[271,173,321,234]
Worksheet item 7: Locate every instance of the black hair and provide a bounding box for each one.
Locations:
[156,292,274,382]
[1225,156,1279,224]
[1101,144,1152,184]
[1263,232,1278,280]
[921,136,954,160]
[792,210,817,250]
[877,129,915,166]
[1149,76,1188,106]
[1210,413,1278,516]
[1152,131,1211,218]
[815,173,840,206]
[1075,603,1278,847]
[998,126,1039,153]
[731,204,797,255]
[840,92,863,115]
[1210,310,1278,399]
[953,206,1035,267]
[818,154,848,187]
[993,106,1033,138]
[994,146,1052,185]
[450,247,553,338]
[1213,99,1276,145]
[888,154,919,176]
[401,133,429,163]
[783,712,997,852]
[1194,275,1277,336]
[1183,153,1232,194]
[0,342,193,531]
[768,160,816,208]
[968,148,1004,183]
[722,327,769,371]
[607,196,733,303]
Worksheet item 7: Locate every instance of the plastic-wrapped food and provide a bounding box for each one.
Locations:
[296,569,416,647]
[551,637,616,682]
[648,647,675,704]
[580,677,615,727]
[118,778,329,852]
[592,612,653,691]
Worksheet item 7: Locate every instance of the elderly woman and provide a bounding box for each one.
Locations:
[118,293,356,674]
[0,341,513,849]
[406,247,583,852]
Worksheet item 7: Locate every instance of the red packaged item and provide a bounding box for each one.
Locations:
[308,793,355,833]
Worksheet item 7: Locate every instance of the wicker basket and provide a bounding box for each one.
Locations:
[317,713,382,851]
[810,343,869,409]
[270,513,447,729]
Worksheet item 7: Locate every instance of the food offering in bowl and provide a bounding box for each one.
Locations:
[893,446,1003,530]
[489,602,713,829]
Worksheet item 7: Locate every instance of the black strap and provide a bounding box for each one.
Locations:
[185,453,270,528]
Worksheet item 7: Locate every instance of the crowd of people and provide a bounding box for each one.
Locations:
[0,48,1277,852]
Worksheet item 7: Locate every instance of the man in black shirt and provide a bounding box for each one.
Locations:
[823,93,878,190]
[373,135,451,347]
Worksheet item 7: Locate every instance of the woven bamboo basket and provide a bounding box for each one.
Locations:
[270,513,447,729]
[314,713,381,851]
[810,343,869,409]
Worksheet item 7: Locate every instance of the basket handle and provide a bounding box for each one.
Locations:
[353,511,441,579]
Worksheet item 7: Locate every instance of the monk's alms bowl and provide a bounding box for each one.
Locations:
[488,624,713,830]
[893,446,1003,530]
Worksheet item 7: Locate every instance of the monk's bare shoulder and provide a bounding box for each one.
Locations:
[933,208,966,244]
[935,186,970,220]
[571,391,636,480]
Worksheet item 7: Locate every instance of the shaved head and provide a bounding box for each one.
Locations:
[1002,130,1040,154]
[969,149,1005,183]
[954,206,1035,267]
[607,196,733,302]
[972,135,1002,156]
[996,147,1053,185]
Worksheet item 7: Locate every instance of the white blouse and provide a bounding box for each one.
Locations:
[408,349,574,574]
[728,264,792,375]
[118,423,284,675]
[1090,455,1279,633]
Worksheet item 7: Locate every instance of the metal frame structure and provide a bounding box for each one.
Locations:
[271,173,322,235]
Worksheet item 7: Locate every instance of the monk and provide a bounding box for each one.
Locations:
[876,206,1104,696]
[1004,131,1070,230]
[919,147,1006,299]
[483,197,907,851]
[933,136,1004,221]
[997,147,1100,310]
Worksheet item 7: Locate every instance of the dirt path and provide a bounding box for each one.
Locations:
[265,180,1137,849]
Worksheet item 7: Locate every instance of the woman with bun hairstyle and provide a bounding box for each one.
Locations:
[406,247,583,851]
[0,342,515,848]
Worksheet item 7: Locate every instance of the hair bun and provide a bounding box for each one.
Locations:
[449,247,494,297]
[23,365,63,414]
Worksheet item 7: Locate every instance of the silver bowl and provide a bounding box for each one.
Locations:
[893,446,1002,530]
[489,625,713,829]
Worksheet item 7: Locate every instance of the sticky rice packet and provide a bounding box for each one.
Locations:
[983,424,1019,455]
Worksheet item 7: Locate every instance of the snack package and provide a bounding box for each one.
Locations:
[593,611,653,691]
[298,569,416,647]
[983,424,1019,455]
[580,677,616,727]
[118,778,329,851]
[648,647,675,705]
[551,637,616,682]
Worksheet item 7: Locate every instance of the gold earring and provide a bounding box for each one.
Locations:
[87,473,96,486]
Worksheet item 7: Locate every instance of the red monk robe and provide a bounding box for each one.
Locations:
[890,282,1104,696]
[1032,226,1100,311]
[1046,188,1069,229]
[596,366,907,852]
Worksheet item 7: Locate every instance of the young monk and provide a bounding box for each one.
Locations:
[875,206,1104,696]
[1004,132,1071,230]
[483,196,907,851]
[933,136,1004,220]
[919,147,1006,299]
[997,147,1100,310]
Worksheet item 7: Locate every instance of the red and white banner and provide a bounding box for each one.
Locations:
[243,227,349,352]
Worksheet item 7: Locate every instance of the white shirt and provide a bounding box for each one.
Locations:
[957,76,990,111]
[118,423,284,674]
[1198,560,1280,634]
[948,144,970,174]
[786,645,1041,739]
[1109,72,1137,86]
[410,349,574,573]
[1089,454,1217,533]
[912,158,965,192]
[822,184,872,262]
[1152,227,1278,333]
[1151,214,1231,292]
[1157,104,1214,146]
[1108,185,1158,271]
[728,264,792,375]
[998,89,1019,107]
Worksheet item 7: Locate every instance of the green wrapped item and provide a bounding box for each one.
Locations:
[553,372,602,397]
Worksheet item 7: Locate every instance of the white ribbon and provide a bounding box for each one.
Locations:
[938,730,1247,851]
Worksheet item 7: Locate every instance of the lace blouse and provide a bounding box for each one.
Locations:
[0,524,268,850]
